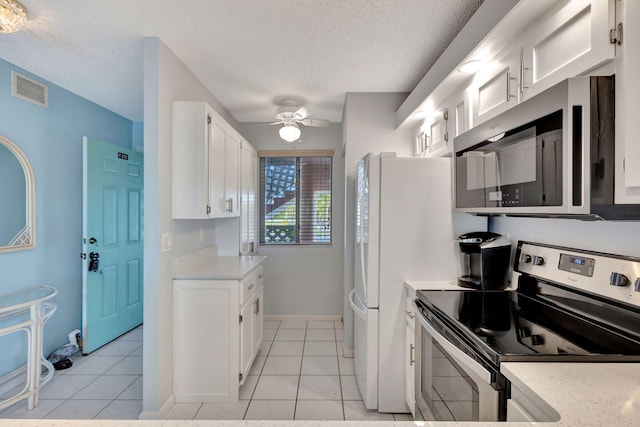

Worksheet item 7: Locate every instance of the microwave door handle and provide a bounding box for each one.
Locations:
[416,309,493,384]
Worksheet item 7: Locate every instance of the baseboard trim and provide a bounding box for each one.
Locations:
[139,394,175,420]
[265,314,342,322]
[342,343,354,358]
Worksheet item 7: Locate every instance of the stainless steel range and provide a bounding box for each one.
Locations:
[414,241,640,422]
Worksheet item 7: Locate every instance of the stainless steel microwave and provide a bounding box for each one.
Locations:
[454,75,640,220]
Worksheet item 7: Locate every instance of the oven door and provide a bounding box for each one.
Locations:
[414,301,505,421]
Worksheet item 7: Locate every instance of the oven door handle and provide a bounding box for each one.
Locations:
[416,308,493,384]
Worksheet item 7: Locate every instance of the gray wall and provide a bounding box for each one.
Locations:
[239,123,345,316]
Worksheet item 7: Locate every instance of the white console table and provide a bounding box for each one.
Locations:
[0,286,57,411]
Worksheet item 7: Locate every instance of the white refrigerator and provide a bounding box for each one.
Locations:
[349,153,484,412]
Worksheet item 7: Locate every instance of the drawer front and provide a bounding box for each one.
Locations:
[255,266,264,286]
[240,271,257,306]
[405,297,416,327]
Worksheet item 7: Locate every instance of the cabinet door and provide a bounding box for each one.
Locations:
[239,296,254,383]
[252,286,264,356]
[405,322,415,417]
[471,47,520,126]
[209,120,227,217]
[521,0,615,101]
[615,0,640,203]
[240,141,258,254]
[427,109,448,157]
[174,280,239,402]
[247,149,258,252]
[225,131,241,217]
[171,102,210,219]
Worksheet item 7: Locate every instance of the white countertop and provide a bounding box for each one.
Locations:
[501,362,640,427]
[174,247,266,280]
[404,280,461,293]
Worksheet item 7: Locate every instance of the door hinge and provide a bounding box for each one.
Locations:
[610,22,623,45]
[80,253,86,259]
[207,115,212,124]
[239,315,243,323]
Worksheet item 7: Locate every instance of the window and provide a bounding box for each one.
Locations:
[259,151,333,245]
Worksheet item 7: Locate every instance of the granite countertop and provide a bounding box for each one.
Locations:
[173,247,266,280]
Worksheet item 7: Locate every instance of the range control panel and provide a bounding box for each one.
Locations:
[515,242,640,308]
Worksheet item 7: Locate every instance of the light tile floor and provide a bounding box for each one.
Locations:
[0,321,413,421]
[0,326,143,420]
[166,319,412,421]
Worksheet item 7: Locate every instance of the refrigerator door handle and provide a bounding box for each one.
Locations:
[349,289,367,320]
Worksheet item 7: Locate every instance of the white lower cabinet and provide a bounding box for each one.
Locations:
[174,266,264,402]
[405,295,416,417]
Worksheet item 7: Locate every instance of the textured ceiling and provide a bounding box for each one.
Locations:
[0,0,483,123]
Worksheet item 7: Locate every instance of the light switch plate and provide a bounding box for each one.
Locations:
[162,232,172,252]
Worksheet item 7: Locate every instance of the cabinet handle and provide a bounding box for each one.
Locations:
[506,72,517,102]
[248,283,254,290]
[226,198,233,213]
[519,61,529,95]
[410,344,415,366]
[254,298,260,315]
[258,274,263,279]
[405,310,415,319]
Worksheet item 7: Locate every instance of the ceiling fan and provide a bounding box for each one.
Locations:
[271,99,329,142]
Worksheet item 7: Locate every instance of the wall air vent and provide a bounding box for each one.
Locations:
[12,71,48,108]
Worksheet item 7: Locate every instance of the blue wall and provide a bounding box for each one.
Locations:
[0,143,25,243]
[0,57,134,376]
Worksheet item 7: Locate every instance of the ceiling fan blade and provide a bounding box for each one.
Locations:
[294,107,309,120]
[268,120,284,125]
[299,118,329,127]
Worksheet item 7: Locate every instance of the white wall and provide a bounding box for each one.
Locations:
[490,216,640,258]
[142,37,245,418]
[239,123,345,316]
[342,93,414,352]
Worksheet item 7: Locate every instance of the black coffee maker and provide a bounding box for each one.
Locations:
[457,232,511,290]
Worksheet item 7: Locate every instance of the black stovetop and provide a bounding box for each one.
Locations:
[415,278,640,367]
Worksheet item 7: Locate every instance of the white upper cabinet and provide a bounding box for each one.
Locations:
[172,101,212,219]
[415,86,471,158]
[467,0,615,128]
[224,131,241,216]
[520,0,615,101]
[471,46,521,126]
[240,141,258,254]
[172,101,241,219]
[614,0,640,203]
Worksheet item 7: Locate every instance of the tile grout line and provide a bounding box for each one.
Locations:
[291,321,308,420]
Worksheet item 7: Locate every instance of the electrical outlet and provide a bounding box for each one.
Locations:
[199,227,205,242]
[162,232,172,252]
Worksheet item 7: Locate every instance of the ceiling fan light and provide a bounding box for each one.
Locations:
[279,123,301,142]
[0,0,27,34]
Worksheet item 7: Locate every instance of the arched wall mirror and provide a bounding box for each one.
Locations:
[0,135,35,253]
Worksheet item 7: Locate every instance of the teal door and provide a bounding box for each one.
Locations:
[82,137,143,354]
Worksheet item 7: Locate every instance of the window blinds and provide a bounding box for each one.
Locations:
[259,154,332,244]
